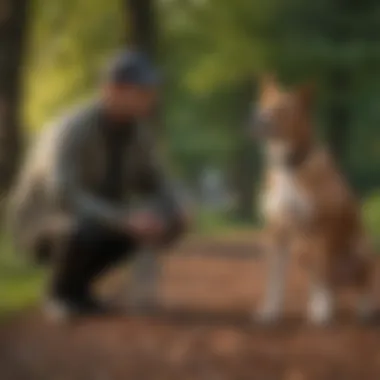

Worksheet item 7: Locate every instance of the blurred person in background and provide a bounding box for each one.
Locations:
[8,50,189,320]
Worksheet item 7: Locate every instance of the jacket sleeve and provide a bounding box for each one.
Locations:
[50,114,126,230]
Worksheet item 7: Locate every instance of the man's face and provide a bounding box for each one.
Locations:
[104,83,158,119]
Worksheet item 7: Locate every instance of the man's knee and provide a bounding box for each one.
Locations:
[70,218,111,246]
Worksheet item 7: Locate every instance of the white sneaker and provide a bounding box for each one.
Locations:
[43,298,74,323]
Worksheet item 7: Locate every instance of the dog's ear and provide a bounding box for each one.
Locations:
[297,81,316,110]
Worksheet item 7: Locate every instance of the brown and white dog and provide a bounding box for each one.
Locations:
[253,76,376,325]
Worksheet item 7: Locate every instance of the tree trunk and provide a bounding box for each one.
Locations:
[325,67,350,171]
[234,139,259,223]
[0,0,29,196]
[325,0,355,174]
[232,82,258,223]
[125,0,167,149]
[125,0,157,56]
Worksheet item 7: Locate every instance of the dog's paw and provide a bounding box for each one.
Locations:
[43,298,72,323]
[254,306,281,325]
[307,291,334,326]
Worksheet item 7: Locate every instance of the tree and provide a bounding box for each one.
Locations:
[232,82,259,222]
[0,0,30,196]
[171,0,380,195]
[126,0,157,56]
[167,0,274,221]
[274,0,380,179]
[126,0,169,152]
[22,0,380,204]
[25,0,124,131]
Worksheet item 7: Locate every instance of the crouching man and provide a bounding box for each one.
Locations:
[8,50,189,319]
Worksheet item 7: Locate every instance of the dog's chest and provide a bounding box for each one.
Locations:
[262,168,312,225]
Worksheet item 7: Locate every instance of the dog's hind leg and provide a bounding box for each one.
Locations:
[354,261,376,323]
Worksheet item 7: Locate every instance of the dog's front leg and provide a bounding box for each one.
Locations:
[255,234,290,324]
[307,276,334,325]
[307,248,335,325]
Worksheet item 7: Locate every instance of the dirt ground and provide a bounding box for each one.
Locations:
[1,235,380,380]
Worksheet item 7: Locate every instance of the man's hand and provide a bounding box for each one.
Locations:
[123,211,166,242]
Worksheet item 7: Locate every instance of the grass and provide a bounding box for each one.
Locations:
[362,193,380,251]
[194,209,258,236]
[0,236,44,318]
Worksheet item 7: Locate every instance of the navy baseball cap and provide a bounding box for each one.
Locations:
[105,50,160,86]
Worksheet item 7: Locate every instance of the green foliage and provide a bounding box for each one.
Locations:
[24,0,124,131]
[194,209,255,236]
[20,0,380,203]
[362,193,380,250]
[160,0,380,194]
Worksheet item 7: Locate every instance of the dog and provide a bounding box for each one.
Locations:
[252,75,376,325]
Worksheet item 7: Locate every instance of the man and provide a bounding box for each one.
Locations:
[8,50,188,319]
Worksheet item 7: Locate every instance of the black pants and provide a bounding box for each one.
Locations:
[50,220,138,300]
